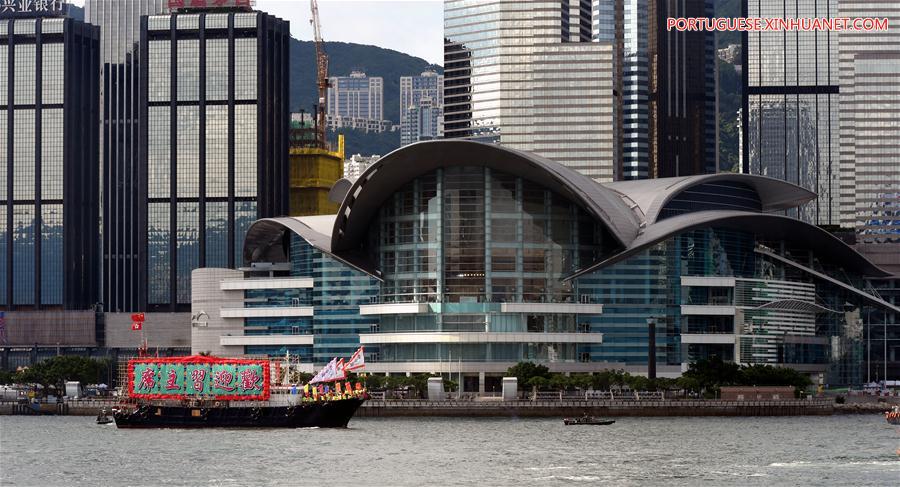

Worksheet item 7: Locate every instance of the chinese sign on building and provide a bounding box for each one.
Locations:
[0,0,67,18]
[128,356,270,400]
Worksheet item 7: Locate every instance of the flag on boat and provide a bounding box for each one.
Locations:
[344,346,365,371]
[310,357,340,383]
[334,358,347,381]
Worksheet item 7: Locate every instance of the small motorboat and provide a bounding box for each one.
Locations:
[563,416,615,426]
[96,408,114,425]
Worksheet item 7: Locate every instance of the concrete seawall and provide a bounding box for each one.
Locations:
[357,399,835,417]
[3,398,878,417]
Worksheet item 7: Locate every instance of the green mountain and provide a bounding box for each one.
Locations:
[290,41,440,122]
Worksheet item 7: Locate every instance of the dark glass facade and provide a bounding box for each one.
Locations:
[618,0,717,179]
[138,10,290,311]
[86,0,169,313]
[0,15,100,310]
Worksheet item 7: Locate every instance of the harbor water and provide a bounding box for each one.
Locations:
[1,415,898,486]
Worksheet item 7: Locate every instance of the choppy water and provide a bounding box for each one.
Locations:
[1,415,898,486]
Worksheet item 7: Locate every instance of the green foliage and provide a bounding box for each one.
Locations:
[13,356,111,390]
[329,128,401,158]
[718,59,741,173]
[679,357,813,395]
[507,362,552,388]
[443,379,458,392]
[0,369,15,385]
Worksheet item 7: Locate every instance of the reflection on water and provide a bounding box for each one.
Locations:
[1,415,898,486]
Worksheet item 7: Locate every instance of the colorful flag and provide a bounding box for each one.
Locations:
[335,382,342,394]
[345,346,365,371]
[310,358,338,384]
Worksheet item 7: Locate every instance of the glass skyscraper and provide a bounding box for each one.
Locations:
[400,71,443,147]
[1,10,100,310]
[617,0,717,180]
[443,0,617,182]
[838,0,900,242]
[743,0,840,226]
[86,0,169,312]
[139,6,290,311]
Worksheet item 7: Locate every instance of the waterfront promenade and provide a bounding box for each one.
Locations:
[4,396,895,417]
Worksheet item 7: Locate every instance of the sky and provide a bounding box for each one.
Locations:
[68,0,444,65]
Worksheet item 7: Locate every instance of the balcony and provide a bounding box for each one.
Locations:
[219,335,314,346]
[358,331,603,345]
[220,306,314,318]
[220,277,314,291]
[680,305,736,316]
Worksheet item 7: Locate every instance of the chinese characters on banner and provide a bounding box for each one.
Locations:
[129,356,269,400]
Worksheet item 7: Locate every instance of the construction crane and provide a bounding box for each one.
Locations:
[310,0,329,148]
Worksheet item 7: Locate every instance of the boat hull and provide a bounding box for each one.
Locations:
[113,398,364,429]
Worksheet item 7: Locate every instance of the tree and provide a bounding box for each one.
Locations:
[506,362,551,389]
[14,356,110,391]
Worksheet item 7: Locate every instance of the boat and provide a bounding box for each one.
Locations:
[886,406,900,425]
[96,408,114,425]
[563,416,615,426]
[113,354,367,429]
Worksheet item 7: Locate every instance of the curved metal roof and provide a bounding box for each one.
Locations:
[242,215,381,278]
[605,173,816,223]
[566,210,891,279]
[328,178,355,205]
[329,140,641,253]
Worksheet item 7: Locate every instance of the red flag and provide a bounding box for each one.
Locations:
[131,322,143,331]
[131,312,145,322]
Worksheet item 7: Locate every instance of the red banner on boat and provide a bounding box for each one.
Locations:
[127,355,270,401]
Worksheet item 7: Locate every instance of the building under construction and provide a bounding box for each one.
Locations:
[289,112,343,216]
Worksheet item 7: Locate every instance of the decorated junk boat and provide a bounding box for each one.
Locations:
[887,406,900,426]
[113,348,368,429]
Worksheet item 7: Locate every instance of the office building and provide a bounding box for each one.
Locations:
[326,70,386,131]
[400,70,443,146]
[742,0,840,226]
[616,0,717,180]
[1,6,100,310]
[838,0,900,241]
[443,0,616,182]
[85,0,169,313]
[139,4,290,311]
[192,141,895,388]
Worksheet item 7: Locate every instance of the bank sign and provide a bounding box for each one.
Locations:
[128,356,270,401]
[0,0,67,18]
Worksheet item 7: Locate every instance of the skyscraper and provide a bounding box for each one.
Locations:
[1,6,100,309]
[618,0,717,180]
[326,71,386,131]
[443,0,616,182]
[838,0,900,241]
[400,70,443,146]
[139,4,290,311]
[742,0,839,226]
[85,0,169,313]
